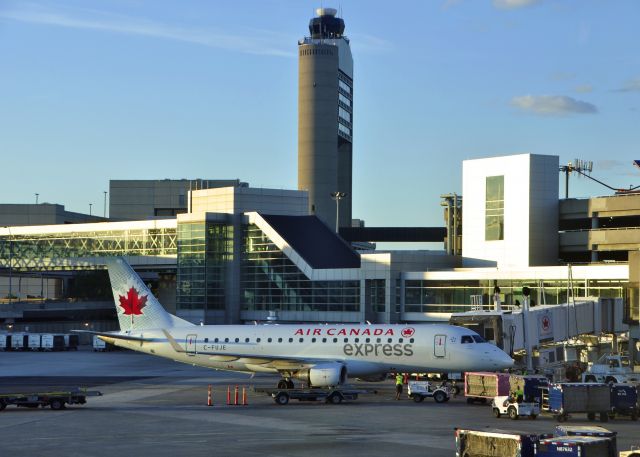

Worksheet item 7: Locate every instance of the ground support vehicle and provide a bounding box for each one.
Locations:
[535,436,616,457]
[510,374,549,404]
[407,381,450,403]
[553,426,617,457]
[491,395,540,420]
[582,354,640,384]
[455,428,544,457]
[619,448,640,457]
[464,371,511,404]
[542,383,611,422]
[609,384,639,420]
[0,389,102,411]
[254,386,367,405]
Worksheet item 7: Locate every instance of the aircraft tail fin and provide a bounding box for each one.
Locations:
[105,257,192,331]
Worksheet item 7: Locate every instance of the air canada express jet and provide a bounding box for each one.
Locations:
[77,258,513,388]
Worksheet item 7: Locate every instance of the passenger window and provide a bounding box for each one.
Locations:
[399,338,404,343]
[461,335,474,344]
[278,338,282,343]
[333,338,338,343]
[410,338,414,343]
[312,338,316,343]
[235,338,239,343]
[376,338,381,343]
[322,338,327,343]
[387,338,392,343]
[224,338,229,343]
[299,338,304,343]
[245,338,249,343]
[472,335,486,343]
[355,338,360,343]
[365,338,370,343]
[257,338,261,343]
[344,338,348,343]
[204,338,209,343]
[214,338,219,343]
[268,338,272,343]
[288,338,293,343]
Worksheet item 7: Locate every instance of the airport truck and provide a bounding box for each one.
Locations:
[0,388,102,411]
[541,383,611,422]
[455,428,544,457]
[256,386,366,405]
[407,381,450,403]
[582,354,640,384]
[491,395,540,419]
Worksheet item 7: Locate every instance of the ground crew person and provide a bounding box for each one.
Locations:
[513,384,524,403]
[395,373,404,400]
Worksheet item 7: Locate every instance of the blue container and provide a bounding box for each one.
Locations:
[536,436,616,457]
[522,375,549,404]
[610,384,639,420]
[553,426,617,456]
[547,383,610,422]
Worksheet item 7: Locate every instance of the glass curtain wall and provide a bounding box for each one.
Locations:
[404,279,624,314]
[241,224,359,312]
[485,175,504,241]
[176,222,232,311]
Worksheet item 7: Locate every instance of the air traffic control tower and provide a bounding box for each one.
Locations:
[298,8,353,231]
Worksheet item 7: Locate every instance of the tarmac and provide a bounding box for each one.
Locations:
[1,349,639,457]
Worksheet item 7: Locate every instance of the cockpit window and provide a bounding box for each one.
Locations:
[472,335,486,343]
[461,335,474,344]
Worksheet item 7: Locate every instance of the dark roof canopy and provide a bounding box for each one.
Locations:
[260,214,360,269]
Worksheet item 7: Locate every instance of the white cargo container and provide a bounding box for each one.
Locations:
[28,334,42,351]
[0,334,9,351]
[93,335,106,352]
[11,333,28,350]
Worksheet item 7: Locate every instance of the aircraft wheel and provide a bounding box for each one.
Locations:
[274,392,289,405]
[584,375,597,383]
[50,399,65,410]
[433,391,447,403]
[493,408,501,418]
[508,406,518,420]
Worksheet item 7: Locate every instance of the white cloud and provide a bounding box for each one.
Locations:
[575,84,593,93]
[511,95,598,115]
[0,3,294,58]
[493,0,542,9]
[348,32,393,54]
[616,78,640,92]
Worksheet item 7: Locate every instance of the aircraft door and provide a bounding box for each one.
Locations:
[434,334,446,358]
[186,334,197,355]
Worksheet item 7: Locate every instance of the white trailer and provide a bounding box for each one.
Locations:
[27,334,42,351]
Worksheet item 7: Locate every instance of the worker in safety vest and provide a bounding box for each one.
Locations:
[513,385,524,403]
[395,373,404,400]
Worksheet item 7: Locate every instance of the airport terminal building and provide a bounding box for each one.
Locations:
[1,154,638,335]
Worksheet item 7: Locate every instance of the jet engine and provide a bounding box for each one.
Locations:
[294,362,347,387]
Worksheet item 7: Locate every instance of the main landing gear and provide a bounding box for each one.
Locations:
[277,379,295,389]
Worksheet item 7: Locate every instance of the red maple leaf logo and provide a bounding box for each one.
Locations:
[119,287,147,316]
[401,327,415,338]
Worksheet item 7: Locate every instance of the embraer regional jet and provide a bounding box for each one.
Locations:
[77,258,513,388]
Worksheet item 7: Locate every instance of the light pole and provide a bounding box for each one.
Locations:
[330,191,346,233]
[103,191,108,218]
[35,193,39,204]
[89,203,93,216]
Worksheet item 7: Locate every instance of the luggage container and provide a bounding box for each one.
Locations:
[64,334,79,351]
[0,334,9,351]
[510,374,549,404]
[609,383,639,420]
[553,426,617,457]
[542,383,611,422]
[10,333,28,351]
[464,372,511,404]
[93,335,107,352]
[455,428,544,457]
[27,334,42,351]
[535,436,615,457]
[41,334,65,351]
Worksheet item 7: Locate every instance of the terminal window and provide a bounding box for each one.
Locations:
[485,175,504,241]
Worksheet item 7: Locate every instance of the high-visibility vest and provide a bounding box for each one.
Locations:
[396,375,403,385]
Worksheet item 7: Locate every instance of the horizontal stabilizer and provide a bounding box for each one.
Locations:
[72,329,155,342]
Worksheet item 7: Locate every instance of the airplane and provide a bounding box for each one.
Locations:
[76,258,514,388]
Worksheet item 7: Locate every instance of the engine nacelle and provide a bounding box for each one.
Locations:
[294,362,347,387]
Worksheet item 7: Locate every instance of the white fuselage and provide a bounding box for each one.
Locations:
[105,323,513,377]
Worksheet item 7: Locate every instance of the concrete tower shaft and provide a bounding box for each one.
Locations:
[298,8,353,230]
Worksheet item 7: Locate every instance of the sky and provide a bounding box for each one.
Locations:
[0,0,639,229]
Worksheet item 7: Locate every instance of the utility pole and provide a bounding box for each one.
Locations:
[103,191,108,218]
[330,192,346,233]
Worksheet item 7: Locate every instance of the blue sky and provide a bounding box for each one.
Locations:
[0,0,638,228]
